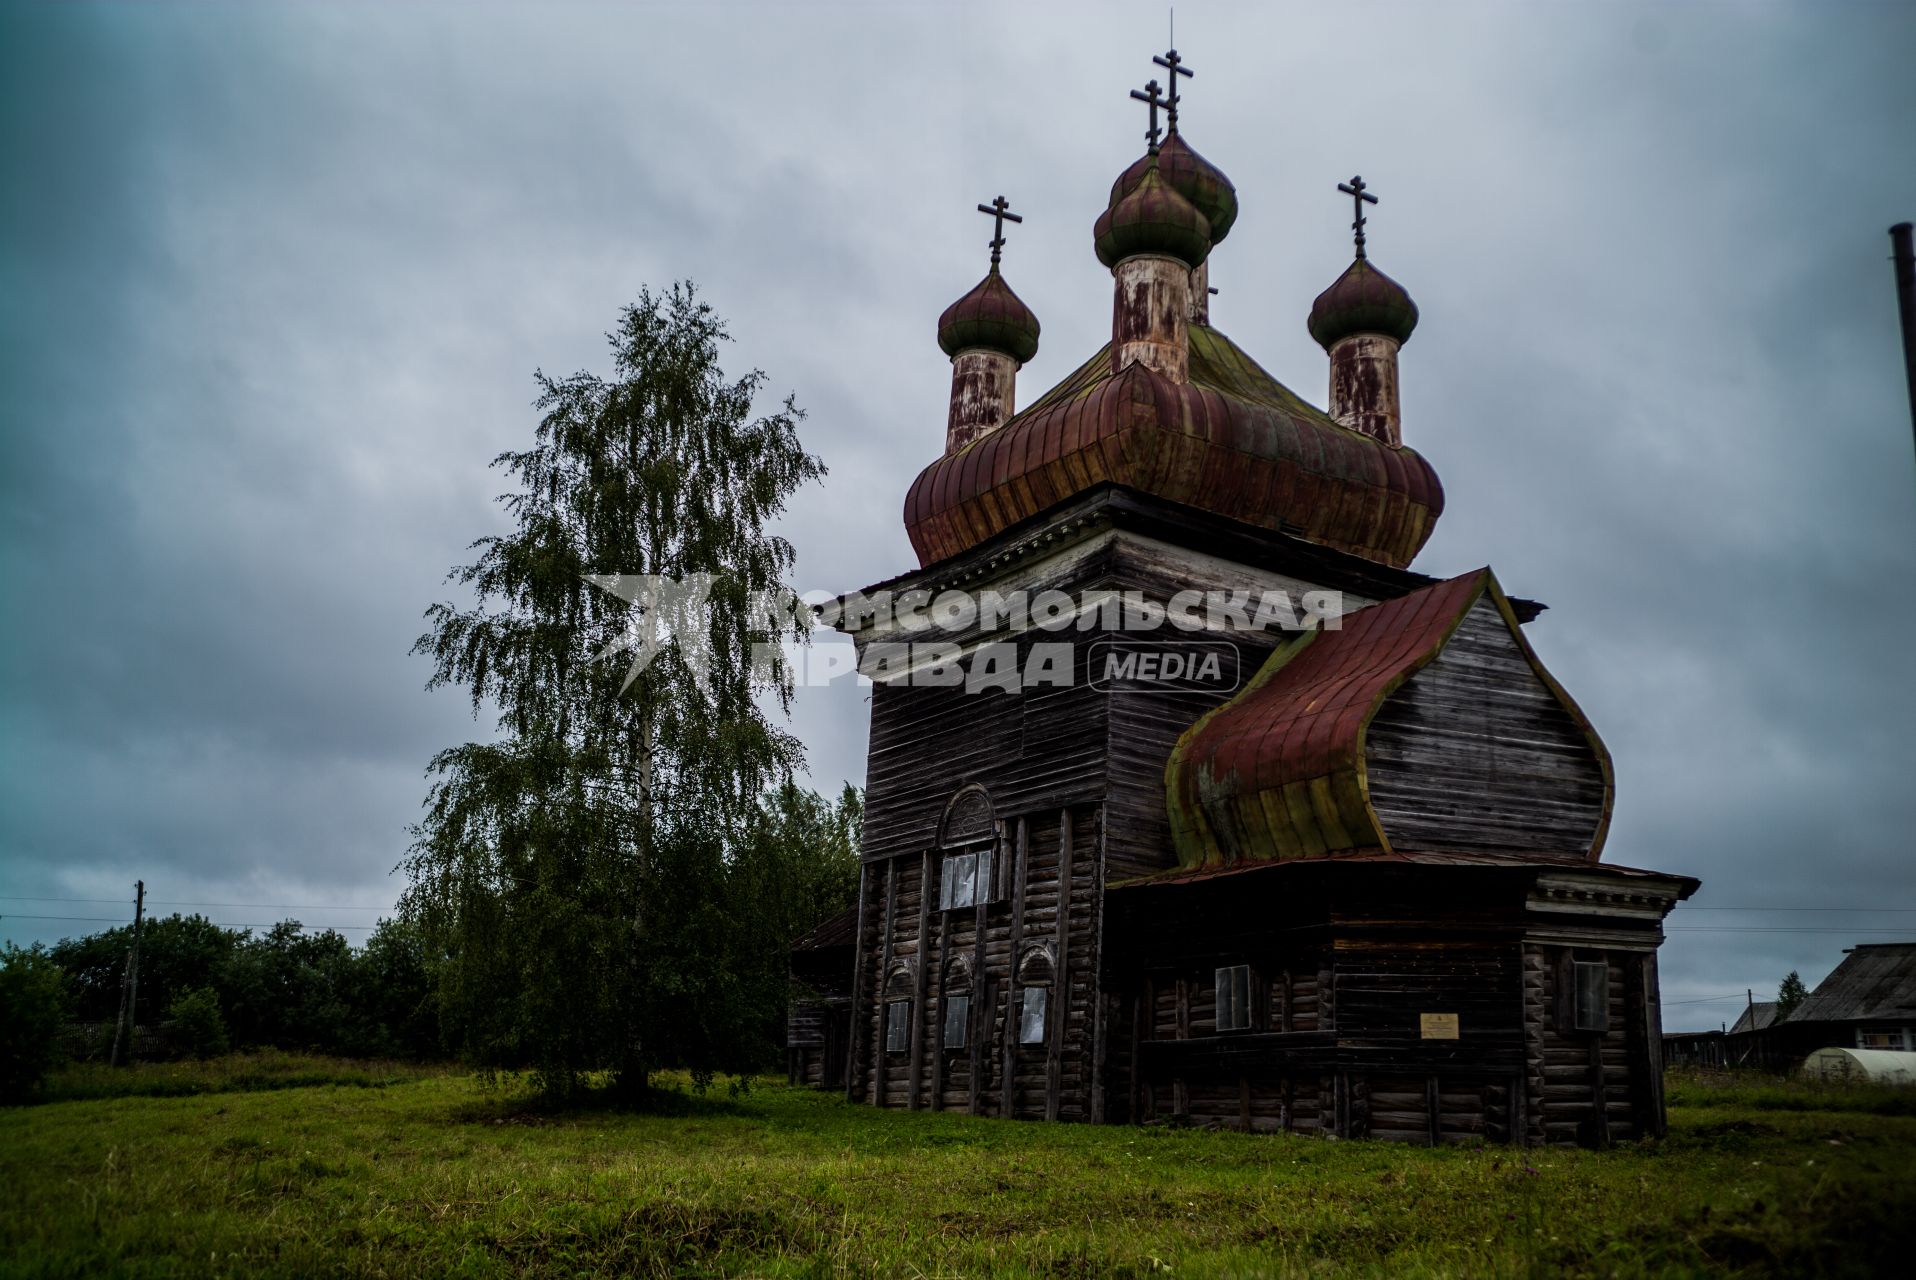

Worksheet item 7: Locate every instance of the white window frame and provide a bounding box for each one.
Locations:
[1216,964,1252,1032]
[1018,986,1048,1045]
[885,999,911,1053]
[1857,1026,1910,1051]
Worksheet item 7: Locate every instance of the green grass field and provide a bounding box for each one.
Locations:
[3,1056,1913,1278]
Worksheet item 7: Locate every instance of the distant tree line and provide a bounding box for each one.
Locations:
[0,778,859,1101]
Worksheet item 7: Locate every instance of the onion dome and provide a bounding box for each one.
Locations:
[1108,133,1238,245]
[1307,258,1419,349]
[1094,157,1212,269]
[936,267,1041,364]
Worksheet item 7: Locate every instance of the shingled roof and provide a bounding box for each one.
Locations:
[902,324,1444,570]
[1792,944,1916,1024]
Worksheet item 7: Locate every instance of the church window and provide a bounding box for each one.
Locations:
[1019,986,1048,1044]
[944,995,971,1049]
[1572,961,1610,1034]
[1216,965,1252,1031]
[939,847,991,910]
[885,999,912,1053]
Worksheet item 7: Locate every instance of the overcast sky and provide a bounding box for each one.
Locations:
[3,2,1913,1031]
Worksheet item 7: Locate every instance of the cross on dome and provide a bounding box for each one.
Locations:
[1338,175,1380,260]
[977,195,1023,269]
[1152,48,1194,133]
[1129,79,1168,154]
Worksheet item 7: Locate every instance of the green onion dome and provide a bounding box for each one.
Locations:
[1093,157,1213,270]
[1307,258,1420,349]
[1108,133,1238,245]
[936,267,1041,363]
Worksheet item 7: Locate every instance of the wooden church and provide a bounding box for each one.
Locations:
[790,54,1699,1148]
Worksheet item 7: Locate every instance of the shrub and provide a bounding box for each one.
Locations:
[167,986,229,1059]
[1,945,70,1100]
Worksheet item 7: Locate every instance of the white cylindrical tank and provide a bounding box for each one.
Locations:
[1801,1047,1916,1084]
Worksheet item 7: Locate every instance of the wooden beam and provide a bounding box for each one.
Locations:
[844,863,869,1103]
[1426,1074,1440,1147]
[909,849,932,1111]
[1046,807,1073,1122]
[874,859,897,1107]
[1588,1034,1612,1149]
[968,834,991,1117]
[1000,815,1027,1119]
[1174,974,1190,1120]
[1088,809,1107,1125]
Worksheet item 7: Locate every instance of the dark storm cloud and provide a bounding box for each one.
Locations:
[3,3,1912,1025]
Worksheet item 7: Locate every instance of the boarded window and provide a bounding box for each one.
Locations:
[1572,962,1609,1033]
[1019,986,1048,1045]
[1215,965,1251,1031]
[939,848,990,910]
[943,994,970,1049]
[885,999,911,1053]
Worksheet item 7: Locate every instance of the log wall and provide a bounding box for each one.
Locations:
[849,806,1103,1121]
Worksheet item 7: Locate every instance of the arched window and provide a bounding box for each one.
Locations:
[884,962,914,1054]
[937,786,997,911]
[1016,945,1053,1046]
[943,956,974,1050]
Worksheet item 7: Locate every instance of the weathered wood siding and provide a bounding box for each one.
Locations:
[848,807,1104,1121]
[1365,597,1606,856]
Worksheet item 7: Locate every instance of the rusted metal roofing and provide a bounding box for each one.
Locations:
[937,267,1040,363]
[1792,944,1916,1023]
[1109,132,1238,244]
[1093,156,1212,269]
[1309,257,1420,349]
[1162,568,1610,869]
[902,324,1444,568]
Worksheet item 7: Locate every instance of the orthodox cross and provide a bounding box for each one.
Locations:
[1130,78,1168,153]
[1338,175,1379,260]
[977,195,1022,268]
[1152,48,1193,134]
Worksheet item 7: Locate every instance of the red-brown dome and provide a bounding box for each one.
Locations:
[903,325,1444,569]
[1308,258,1419,349]
[1093,158,1212,269]
[1108,133,1239,244]
[937,268,1041,363]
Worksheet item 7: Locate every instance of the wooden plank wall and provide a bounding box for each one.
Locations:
[1365,598,1607,856]
[849,806,1103,1121]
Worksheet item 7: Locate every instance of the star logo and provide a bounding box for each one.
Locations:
[583,573,718,695]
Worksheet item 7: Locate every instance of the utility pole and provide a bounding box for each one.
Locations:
[109,880,145,1067]
[1891,224,1916,454]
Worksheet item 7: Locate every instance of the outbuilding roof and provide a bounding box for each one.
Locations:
[1793,944,1916,1024]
